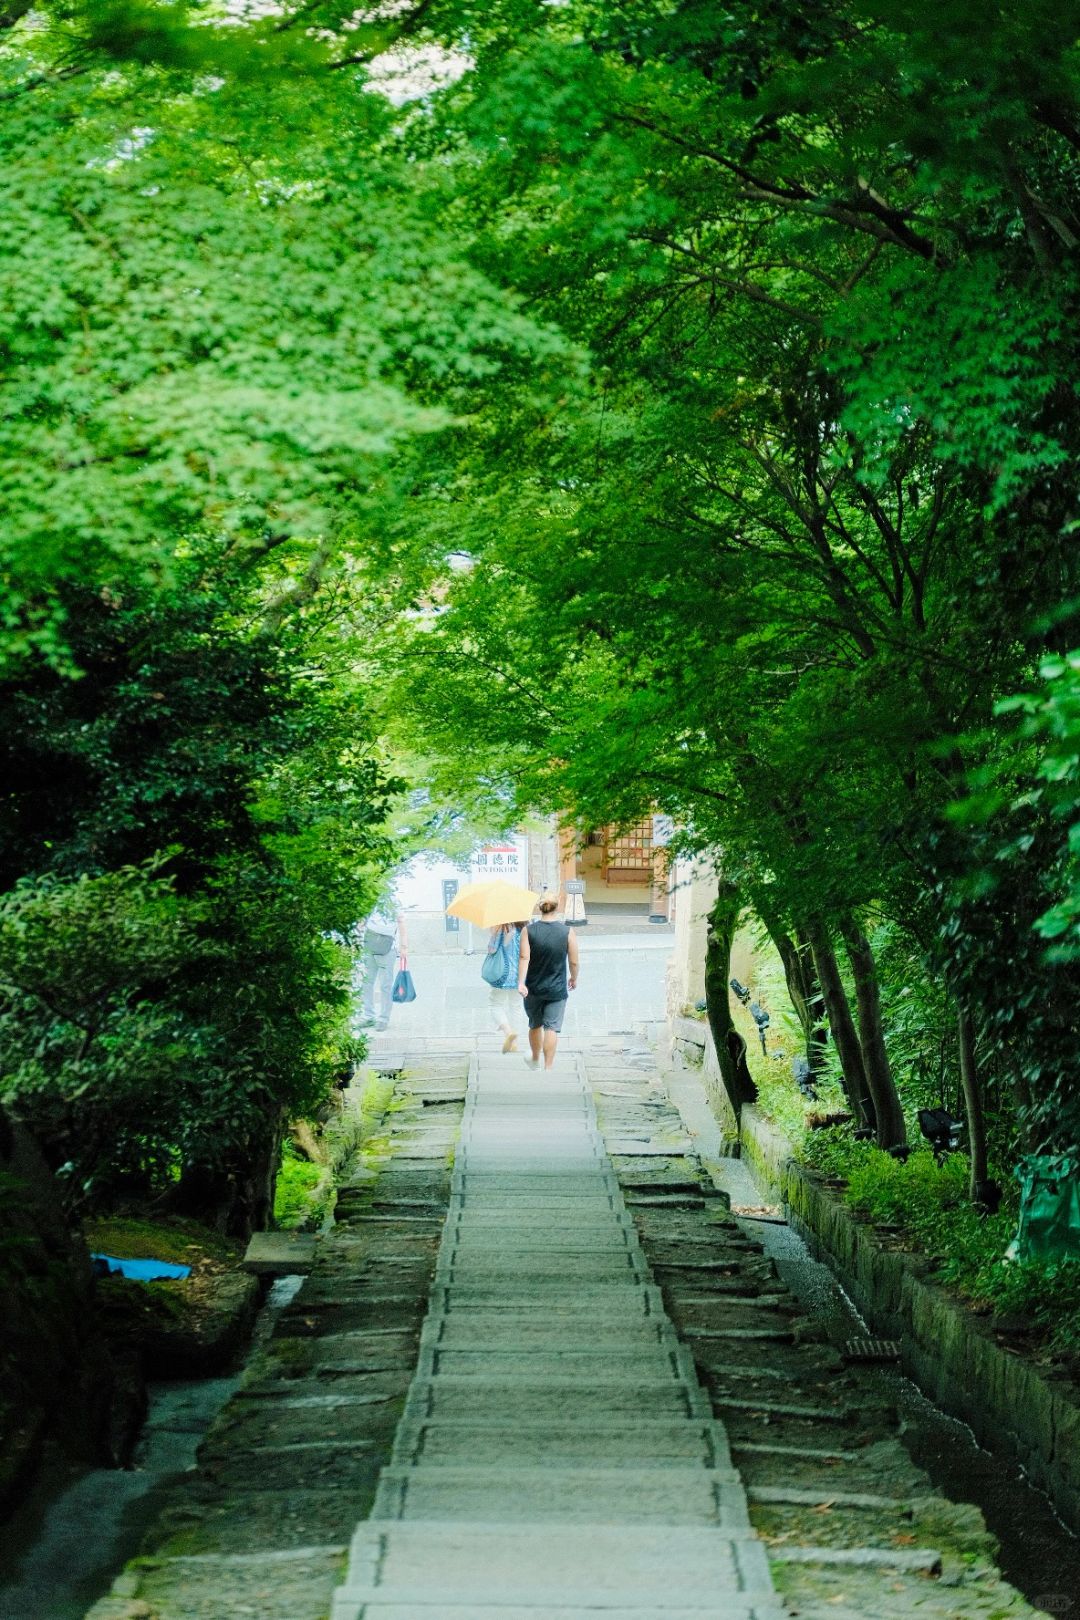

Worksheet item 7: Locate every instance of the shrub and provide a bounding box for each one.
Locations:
[797,1127,1080,1356]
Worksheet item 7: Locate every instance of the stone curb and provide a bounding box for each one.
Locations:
[738,1102,1080,1535]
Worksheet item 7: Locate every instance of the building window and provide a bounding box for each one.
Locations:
[602,820,654,883]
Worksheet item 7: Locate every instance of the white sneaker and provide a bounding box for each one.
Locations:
[523,1057,540,1070]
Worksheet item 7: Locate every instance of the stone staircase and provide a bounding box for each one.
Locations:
[330,1053,782,1619]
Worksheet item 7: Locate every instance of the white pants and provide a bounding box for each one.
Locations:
[488,986,518,1033]
[362,951,395,1028]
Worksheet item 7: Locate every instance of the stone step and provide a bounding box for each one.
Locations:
[422,1315,681,1349]
[457,1163,610,1177]
[462,1138,600,1150]
[458,1163,610,1172]
[335,1604,786,1618]
[713,1397,854,1424]
[444,1232,638,1255]
[459,1131,603,1142]
[732,1442,862,1464]
[333,1523,773,1613]
[692,1326,797,1344]
[465,1127,597,1136]
[428,1283,666,1312]
[392,1417,735,1469]
[429,1290,658,1314]
[769,1545,942,1574]
[243,1231,318,1276]
[372,1465,751,1526]
[403,1375,710,1422]
[420,1348,693,1381]
[453,1197,625,1209]
[434,1254,649,1281]
[445,1209,637,1230]
[748,1486,911,1514]
[454,1178,621,1195]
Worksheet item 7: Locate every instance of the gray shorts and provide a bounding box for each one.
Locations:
[524,994,567,1033]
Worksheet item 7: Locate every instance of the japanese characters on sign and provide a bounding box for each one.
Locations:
[470,843,522,884]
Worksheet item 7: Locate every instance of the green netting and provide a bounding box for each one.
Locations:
[1006,1156,1080,1263]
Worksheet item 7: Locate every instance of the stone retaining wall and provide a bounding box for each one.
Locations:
[669,1015,739,1149]
[737,1099,1080,1535]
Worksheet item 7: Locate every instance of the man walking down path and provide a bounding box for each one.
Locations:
[360,905,407,1031]
[518,895,578,1069]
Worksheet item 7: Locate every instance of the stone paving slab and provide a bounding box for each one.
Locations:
[336,1522,773,1605]
[371,1465,752,1526]
[336,1606,785,1619]
[392,1416,737,1470]
[423,1315,682,1349]
[403,1376,710,1421]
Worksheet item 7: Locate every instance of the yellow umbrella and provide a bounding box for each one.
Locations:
[446,879,540,929]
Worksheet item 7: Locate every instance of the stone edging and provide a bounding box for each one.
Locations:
[736,1100,1080,1535]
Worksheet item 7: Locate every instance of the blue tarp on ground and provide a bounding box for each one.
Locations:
[91,1252,191,1281]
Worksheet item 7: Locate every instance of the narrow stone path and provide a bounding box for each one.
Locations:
[331,1054,782,1619]
[80,1034,1046,1620]
[83,1059,469,1620]
[584,1040,1042,1620]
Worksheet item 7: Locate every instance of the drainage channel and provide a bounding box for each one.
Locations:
[655,1049,1080,1616]
[1,1055,469,1620]
[718,1153,1080,1609]
[0,1274,303,1620]
[74,1054,467,1620]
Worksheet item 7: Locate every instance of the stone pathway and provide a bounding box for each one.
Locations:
[584,1042,1041,1620]
[331,1053,782,1619]
[359,936,672,1045]
[83,1060,469,1620]
[81,1034,1044,1620]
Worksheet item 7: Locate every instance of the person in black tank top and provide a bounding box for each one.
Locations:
[517,896,580,1069]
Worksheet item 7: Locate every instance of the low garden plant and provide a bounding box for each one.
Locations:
[797,1128,1080,1360]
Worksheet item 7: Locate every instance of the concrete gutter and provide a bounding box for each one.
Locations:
[676,1018,1080,1535]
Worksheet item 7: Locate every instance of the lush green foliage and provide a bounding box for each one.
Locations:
[3,0,1080,1257]
[367,0,1080,1167]
[273,1143,330,1232]
[799,1130,1080,1355]
[0,0,561,1231]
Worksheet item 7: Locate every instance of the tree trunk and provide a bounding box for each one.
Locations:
[173,1108,284,1239]
[796,926,830,1072]
[704,882,758,1119]
[759,906,828,1073]
[840,918,907,1152]
[957,1004,992,1203]
[806,919,876,1132]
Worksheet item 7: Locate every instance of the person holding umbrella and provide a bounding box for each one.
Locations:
[483,919,527,1052]
[445,878,542,1055]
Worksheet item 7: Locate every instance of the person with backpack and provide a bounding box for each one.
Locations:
[482,920,526,1053]
[360,905,406,1030]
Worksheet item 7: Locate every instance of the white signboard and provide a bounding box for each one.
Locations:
[651,814,675,848]
[470,840,524,886]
